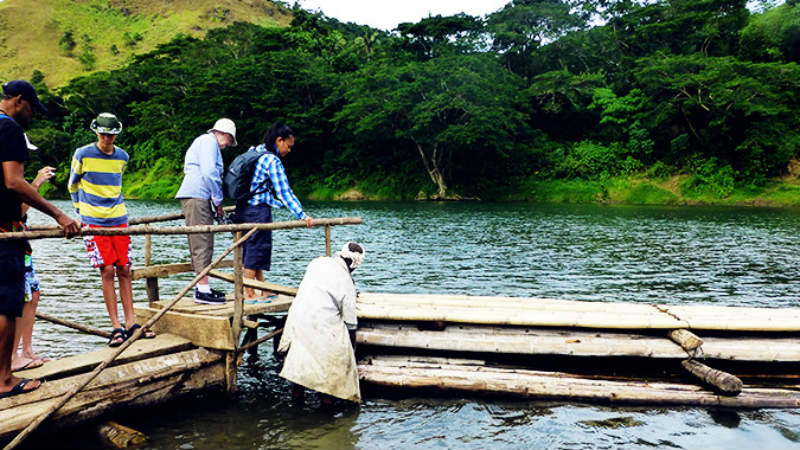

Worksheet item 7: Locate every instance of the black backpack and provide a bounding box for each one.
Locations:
[223,148,274,201]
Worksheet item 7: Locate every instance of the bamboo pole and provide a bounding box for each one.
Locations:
[0,217,362,241]
[208,270,297,296]
[35,313,111,339]
[237,328,283,354]
[3,227,258,450]
[26,206,238,230]
[231,231,244,392]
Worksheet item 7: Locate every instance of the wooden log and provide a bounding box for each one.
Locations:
[207,270,298,296]
[97,422,147,449]
[232,232,244,346]
[131,260,235,280]
[358,357,800,408]
[145,278,159,306]
[325,225,331,256]
[668,329,704,352]
[34,313,111,339]
[225,352,237,394]
[681,359,743,396]
[0,217,362,241]
[144,235,152,266]
[242,328,259,357]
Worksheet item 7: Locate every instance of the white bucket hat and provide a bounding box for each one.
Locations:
[207,118,237,146]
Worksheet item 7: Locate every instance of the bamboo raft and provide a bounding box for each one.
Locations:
[354,293,800,408]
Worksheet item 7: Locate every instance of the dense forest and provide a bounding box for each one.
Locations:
[21,0,800,204]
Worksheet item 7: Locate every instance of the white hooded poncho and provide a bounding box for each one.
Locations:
[277,256,360,402]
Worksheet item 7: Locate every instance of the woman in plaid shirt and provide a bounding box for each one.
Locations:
[237,123,313,301]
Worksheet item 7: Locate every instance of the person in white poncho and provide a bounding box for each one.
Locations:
[277,242,365,404]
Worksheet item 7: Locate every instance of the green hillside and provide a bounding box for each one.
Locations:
[0,0,291,87]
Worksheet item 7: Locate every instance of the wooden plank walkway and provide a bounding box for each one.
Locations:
[14,334,193,381]
[148,295,294,316]
[1,334,224,440]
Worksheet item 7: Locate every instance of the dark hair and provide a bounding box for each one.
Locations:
[262,123,295,150]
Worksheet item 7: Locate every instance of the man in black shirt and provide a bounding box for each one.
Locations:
[0,80,80,399]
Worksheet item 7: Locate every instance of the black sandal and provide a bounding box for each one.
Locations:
[127,323,156,339]
[108,328,125,347]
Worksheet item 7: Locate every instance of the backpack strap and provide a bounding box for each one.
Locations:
[237,147,277,202]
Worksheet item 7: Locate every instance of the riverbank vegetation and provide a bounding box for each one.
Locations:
[18,0,800,205]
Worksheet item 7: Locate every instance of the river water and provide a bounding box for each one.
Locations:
[20,200,800,449]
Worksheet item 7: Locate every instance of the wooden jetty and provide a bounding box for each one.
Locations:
[3,211,800,446]
[0,212,360,449]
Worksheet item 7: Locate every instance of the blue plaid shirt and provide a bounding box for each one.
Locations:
[246,144,308,220]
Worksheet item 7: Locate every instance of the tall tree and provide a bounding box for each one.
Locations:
[335,54,528,198]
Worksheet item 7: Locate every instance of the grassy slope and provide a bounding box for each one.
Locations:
[0,0,291,87]
[510,161,800,207]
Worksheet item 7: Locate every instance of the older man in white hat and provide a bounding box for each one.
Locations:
[278,242,366,405]
[176,118,237,304]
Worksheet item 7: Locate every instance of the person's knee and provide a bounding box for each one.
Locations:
[116,265,131,279]
[100,265,115,280]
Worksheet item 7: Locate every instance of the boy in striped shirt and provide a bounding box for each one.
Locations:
[68,113,154,346]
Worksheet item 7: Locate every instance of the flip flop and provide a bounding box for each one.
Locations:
[245,294,275,304]
[127,323,156,339]
[108,328,126,347]
[11,358,44,372]
[29,354,52,363]
[0,378,41,399]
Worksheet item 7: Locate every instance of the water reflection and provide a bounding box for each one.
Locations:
[20,200,800,449]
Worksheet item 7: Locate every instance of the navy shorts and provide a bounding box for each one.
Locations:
[0,241,26,318]
[236,203,272,271]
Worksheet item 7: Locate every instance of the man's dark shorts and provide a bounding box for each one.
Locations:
[236,203,272,271]
[0,241,26,318]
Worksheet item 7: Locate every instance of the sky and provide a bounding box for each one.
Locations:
[297,0,510,31]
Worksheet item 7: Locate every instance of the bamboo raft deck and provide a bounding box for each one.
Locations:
[354,293,800,408]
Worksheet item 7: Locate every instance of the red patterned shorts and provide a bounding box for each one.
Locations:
[83,224,131,268]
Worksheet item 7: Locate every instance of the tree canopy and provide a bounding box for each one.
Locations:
[23,1,800,201]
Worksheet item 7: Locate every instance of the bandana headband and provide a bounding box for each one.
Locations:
[336,242,365,270]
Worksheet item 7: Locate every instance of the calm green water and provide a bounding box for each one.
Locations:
[20,200,800,449]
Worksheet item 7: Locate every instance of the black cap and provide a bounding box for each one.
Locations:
[2,80,47,113]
